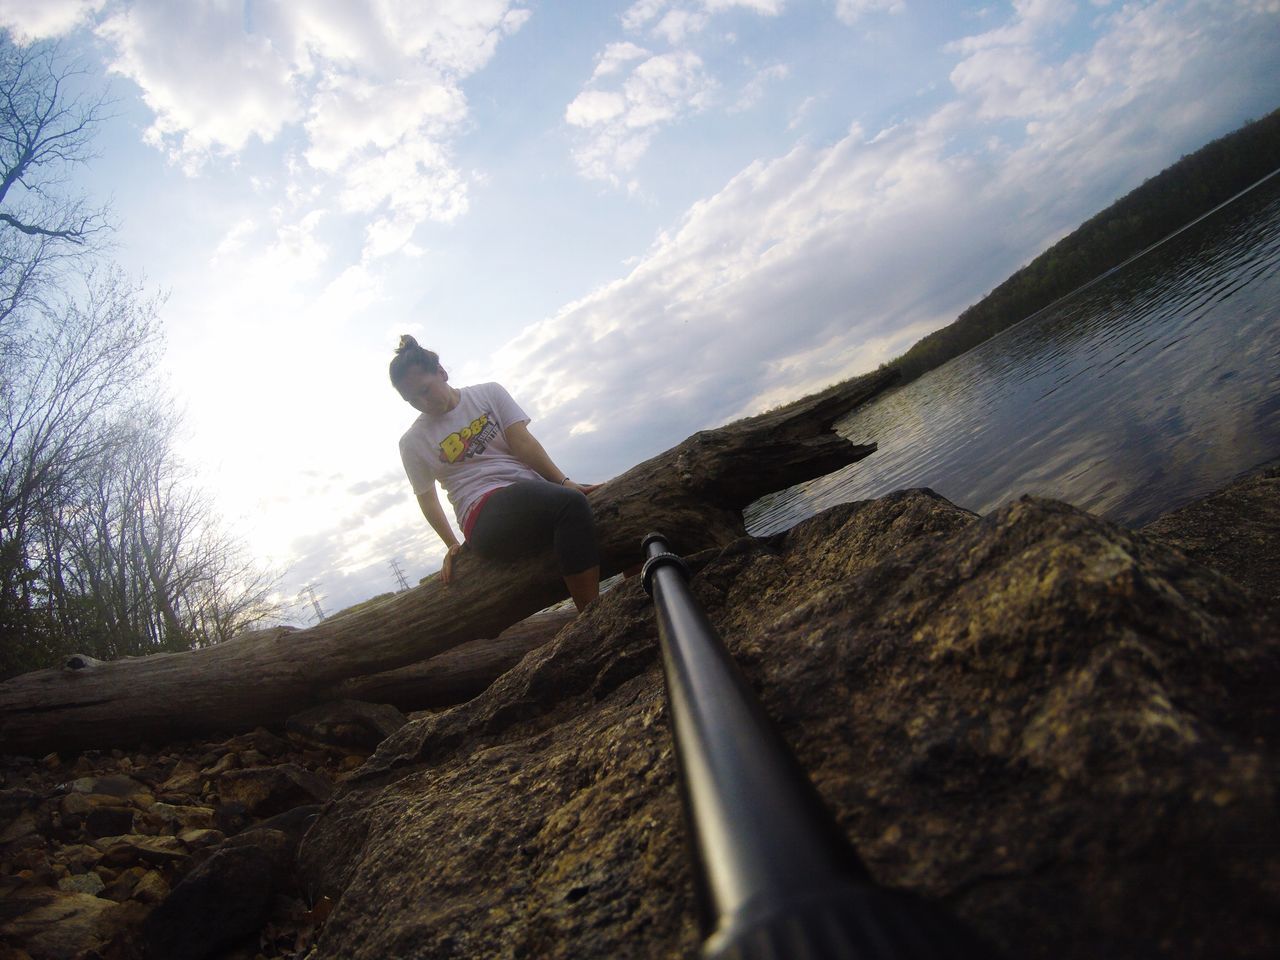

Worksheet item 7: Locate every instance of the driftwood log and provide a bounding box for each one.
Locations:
[325,608,577,712]
[0,368,897,754]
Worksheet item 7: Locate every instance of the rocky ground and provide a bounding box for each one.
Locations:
[2,464,1277,959]
[0,703,407,960]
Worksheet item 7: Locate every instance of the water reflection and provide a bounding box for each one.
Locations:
[747,175,1280,535]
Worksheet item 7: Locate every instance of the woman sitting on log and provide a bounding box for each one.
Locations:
[390,335,601,611]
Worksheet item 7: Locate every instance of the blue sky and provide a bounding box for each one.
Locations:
[2,0,1278,620]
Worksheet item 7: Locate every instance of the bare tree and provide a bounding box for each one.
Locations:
[44,404,280,660]
[0,37,110,335]
[0,37,276,678]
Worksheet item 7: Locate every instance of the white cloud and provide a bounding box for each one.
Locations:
[623,0,785,38]
[571,0,790,185]
[565,89,628,126]
[834,0,905,25]
[96,0,302,165]
[84,0,529,255]
[0,0,105,40]
[567,50,715,184]
[732,62,788,112]
[591,40,650,79]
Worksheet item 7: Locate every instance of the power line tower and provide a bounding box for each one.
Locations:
[389,558,410,592]
[297,583,327,622]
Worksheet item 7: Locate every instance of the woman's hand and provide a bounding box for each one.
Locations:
[441,542,464,584]
[566,480,602,494]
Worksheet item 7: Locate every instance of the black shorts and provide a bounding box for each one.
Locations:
[467,480,599,575]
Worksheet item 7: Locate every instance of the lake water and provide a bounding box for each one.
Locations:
[746,171,1280,536]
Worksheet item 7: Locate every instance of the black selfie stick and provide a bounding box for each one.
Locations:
[641,533,998,959]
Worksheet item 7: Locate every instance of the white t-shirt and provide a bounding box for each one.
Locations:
[399,382,542,526]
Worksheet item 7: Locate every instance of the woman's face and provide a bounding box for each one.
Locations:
[398,365,452,415]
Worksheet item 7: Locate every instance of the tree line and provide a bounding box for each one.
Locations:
[1,39,275,680]
[885,107,1280,384]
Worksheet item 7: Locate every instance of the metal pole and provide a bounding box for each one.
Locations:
[641,533,996,960]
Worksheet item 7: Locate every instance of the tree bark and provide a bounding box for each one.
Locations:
[325,608,577,712]
[0,368,896,754]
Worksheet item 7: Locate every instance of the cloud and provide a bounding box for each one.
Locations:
[508,0,1280,481]
[0,0,105,40]
[732,62,788,112]
[833,0,905,26]
[96,0,301,167]
[566,49,716,185]
[84,0,529,255]
[569,0,789,184]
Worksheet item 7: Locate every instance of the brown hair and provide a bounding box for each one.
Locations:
[389,335,440,391]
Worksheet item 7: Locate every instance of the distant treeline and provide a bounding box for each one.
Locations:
[887,107,1280,384]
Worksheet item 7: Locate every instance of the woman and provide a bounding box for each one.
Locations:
[390,335,601,611]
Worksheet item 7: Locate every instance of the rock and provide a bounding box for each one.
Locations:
[95,834,188,869]
[53,843,100,873]
[298,491,1280,960]
[0,811,39,846]
[213,802,251,836]
[58,793,92,818]
[130,868,169,904]
[100,866,146,902]
[253,805,322,847]
[0,890,134,960]
[1142,462,1280,618]
[148,801,216,831]
[177,827,226,850]
[248,727,292,758]
[0,788,42,824]
[218,764,333,817]
[57,872,105,896]
[159,761,204,796]
[285,700,408,750]
[143,828,295,960]
[66,775,148,800]
[203,752,238,777]
[83,805,135,838]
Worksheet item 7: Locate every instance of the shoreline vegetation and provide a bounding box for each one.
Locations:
[875,107,1280,388]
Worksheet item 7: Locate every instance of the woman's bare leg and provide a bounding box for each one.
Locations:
[565,566,600,612]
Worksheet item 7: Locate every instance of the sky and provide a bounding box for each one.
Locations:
[1,0,1278,622]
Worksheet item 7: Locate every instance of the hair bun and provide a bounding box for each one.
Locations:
[396,334,418,355]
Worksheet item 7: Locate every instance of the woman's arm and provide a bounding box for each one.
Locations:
[505,421,599,492]
[417,485,464,583]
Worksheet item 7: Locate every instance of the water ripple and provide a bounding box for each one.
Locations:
[747,174,1280,535]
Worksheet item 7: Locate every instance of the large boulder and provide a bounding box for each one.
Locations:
[298,489,1280,959]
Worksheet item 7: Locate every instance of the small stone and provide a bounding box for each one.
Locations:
[0,812,38,845]
[100,866,145,902]
[84,806,135,839]
[68,775,149,799]
[143,828,294,960]
[0,890,123,958]
[60,793,93,817]
[286,700,407,750]
[58,872,106,896]
[218,764,333,817]
[130,869,170,904]
[96,835,189,869]
[159,762,203,795]
[41,752,60,770]
[250,728,291,757]
[204,753,238,777]
[58,843,103,871]
[178,827,226,849]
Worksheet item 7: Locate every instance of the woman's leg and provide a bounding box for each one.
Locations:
[468,480,601,610]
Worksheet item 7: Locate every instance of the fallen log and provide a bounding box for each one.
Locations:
[0,368,896,755]
[325,608,576,712]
